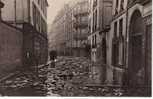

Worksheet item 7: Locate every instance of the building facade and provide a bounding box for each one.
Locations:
[107,0,128,85]
[0,1,23,78]
[126,0,152,94]
[72,0,89,57]
[104,0,152,95]
[88,1,152,95]
[1,0,49,67]
[49,0,90,57]
[49,5,69,56]
[89,0,113,84]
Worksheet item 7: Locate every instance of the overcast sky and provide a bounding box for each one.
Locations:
[47,0,72,25]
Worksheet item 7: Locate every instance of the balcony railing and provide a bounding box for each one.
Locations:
[74,11,89,18]
[128,0,151,6]
[73,21,88,29]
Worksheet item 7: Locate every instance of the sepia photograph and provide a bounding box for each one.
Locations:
[0,0,152,97]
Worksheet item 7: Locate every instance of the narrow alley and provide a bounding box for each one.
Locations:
[0,0,151,97]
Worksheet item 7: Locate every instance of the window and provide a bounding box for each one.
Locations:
[93,10,97,32]
[92,13,95,32]
[114,21,117,37]
[93,0,97,10]
[38,0,40,5]
[116,0,119,8]
[95,35,97,47]
[92,36,94,45]
[120,0,124,11]
[115,0,119,15]
[33,3,36,27]
[119,18,123,36]
[92,35,96,48]
[112,41,119,66]
[112,21,119,66]
[119,18,124,66]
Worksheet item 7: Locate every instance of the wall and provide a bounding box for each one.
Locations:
[1,0,29,23]
[106,0,128,85]
[30,0,48,34]
[1,0,48,34]
[0,22,23,78]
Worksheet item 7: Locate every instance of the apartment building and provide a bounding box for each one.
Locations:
[107,0,128,85]
[126,0,152,94]
[89,0,113,84]
[72,0,89,57]
[49,4,69,56]
[49,0,90,57]
[105,0,152,95]
[0,1,23,77]
[1,0,49,66]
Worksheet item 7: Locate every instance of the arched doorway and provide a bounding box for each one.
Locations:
[128,10,145,87]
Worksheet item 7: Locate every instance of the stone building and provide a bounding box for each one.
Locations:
[105,0,152,95]
[72,0,89,57]
[49,5,69,56]
[107,0,128,85]
[1,0,49,67]
[0,1,23,78]
[49,0,90,57]
[88,1,152,95]
[126,0,152,94]
[88,0,113,84]
[65,4,73,56]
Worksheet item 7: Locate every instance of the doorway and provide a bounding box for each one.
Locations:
[128,10,145,86]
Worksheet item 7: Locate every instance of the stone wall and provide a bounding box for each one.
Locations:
[0,22,23,78]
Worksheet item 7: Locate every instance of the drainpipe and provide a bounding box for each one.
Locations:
[124,2,129,88]
[0,0,4,21]
[125,2,129,70]
[14,0,17,24]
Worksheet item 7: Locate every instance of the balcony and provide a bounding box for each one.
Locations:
[128,0,151,6]
[74,11,88,18]
[73,21,88,29]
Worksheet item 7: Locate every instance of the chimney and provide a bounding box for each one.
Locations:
[0,0,4,20]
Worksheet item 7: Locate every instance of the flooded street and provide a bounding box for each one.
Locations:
[0,57,150,96]
[0,56,90,96]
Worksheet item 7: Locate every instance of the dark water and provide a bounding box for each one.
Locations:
[0,85,47,96]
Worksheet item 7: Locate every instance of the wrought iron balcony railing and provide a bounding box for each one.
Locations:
[128,0,151,6]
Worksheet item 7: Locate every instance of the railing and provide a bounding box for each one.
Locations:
[73,21,88,28]
[74,11,89,17]
[128,0,151,6]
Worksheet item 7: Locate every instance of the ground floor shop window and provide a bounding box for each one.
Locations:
[118,36,124,66]
[112,38,119,66]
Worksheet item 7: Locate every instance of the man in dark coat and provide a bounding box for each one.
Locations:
[50,50,57,61]
[49,50,57,68]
